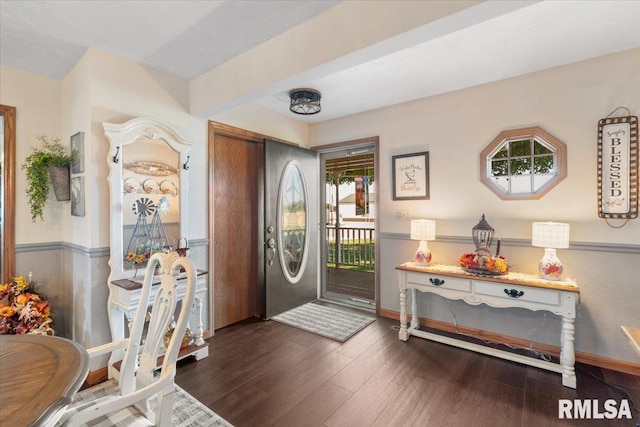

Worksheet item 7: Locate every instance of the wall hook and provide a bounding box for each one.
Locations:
[112,146,120,163]
[183,155,190,170]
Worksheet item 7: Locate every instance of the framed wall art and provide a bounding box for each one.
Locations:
[70,131,84,173]
[392,151,429,200]
[71,176,85,217]
[597,114,638,220]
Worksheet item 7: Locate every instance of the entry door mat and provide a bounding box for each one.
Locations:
[66,379,233,426]
[272,302,375,342]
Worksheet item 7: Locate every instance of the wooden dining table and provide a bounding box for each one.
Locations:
[0,334,89,426]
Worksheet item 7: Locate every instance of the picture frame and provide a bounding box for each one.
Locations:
[71,176,85,217]
[70,131,84,173]
[392,151,429,200]
[597,115,638,219]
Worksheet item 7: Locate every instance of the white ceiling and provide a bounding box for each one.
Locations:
[2,0,639,124]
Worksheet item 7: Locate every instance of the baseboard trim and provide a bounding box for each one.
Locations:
[84,367,108,387]
[379,308,640,376]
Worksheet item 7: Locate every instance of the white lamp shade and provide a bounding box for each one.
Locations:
[532,222,570,249]
[411,219,436,241]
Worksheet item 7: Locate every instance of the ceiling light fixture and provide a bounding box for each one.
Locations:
[289,88,321,115]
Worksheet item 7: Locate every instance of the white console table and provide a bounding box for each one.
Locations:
[397,263,580,388]
[107,271,209,378]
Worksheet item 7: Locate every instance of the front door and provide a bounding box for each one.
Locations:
[263,139,318,318]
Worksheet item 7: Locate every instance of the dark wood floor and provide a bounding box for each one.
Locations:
[175,309,640,427]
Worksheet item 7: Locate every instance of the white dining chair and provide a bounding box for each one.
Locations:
[59,252,197,427]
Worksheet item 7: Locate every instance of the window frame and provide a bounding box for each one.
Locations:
[479,126,567,200]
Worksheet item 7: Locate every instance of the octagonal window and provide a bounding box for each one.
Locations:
[480,126,567,200]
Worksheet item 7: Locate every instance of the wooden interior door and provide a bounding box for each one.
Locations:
[211,127,262,329]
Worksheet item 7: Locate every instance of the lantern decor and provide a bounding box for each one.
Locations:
[458,214,509,275]
[472,214,495,250]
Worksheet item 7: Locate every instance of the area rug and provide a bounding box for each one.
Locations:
[272,302,375,342]
[63,379,233,426]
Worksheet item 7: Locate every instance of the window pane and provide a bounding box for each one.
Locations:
[509,139,531,156]
[491,159,508,176]
[533,173,554,191]
[493,176,510,192]
[493,144,508,159]
[534,155,554,174]
[510,157,531,175]
[533,141,552,155]
[510,174,532,193]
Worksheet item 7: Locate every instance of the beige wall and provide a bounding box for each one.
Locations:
[1,65,63,243]
[311,48,640,364]
[2,45,639,366]
[311,48,640,244]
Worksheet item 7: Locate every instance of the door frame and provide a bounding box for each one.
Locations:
[313,136,380,314]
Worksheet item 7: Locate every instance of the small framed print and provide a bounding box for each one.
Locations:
[392,151,429,200]
[71,176,85,217]
[597,115,638,219]
[71,131,84,174]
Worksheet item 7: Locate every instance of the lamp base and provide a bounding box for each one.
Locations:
[414,241,432,265]
[538,248,563,280]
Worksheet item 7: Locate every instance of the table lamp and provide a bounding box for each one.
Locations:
[532,221,570,280]
[411,219,436,264]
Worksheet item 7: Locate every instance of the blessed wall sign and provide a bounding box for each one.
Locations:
[597,114,638,219]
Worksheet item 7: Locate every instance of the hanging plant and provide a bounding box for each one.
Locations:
[21,135,75,222]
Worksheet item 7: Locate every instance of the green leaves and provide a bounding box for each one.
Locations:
[21,135,74,222]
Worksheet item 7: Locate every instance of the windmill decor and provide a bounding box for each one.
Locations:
[124,197,171,273]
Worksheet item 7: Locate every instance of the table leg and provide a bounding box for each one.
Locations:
[561,316,577,389]
[399,271,409,341]
[193,296,205,346]
[410,288,419,330]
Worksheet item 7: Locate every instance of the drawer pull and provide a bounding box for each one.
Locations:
[504,289,524,298]
[429,278,445,286]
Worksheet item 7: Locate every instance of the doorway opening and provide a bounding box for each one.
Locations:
[319,141,377,311]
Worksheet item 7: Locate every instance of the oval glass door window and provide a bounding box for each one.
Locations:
[278,161,308,283]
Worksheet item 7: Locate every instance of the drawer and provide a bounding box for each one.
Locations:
[407,272,471,292]
[473,281,560,306]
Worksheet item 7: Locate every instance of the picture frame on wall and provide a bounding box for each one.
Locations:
[392,151,429,200]
[71,176,85,217]
[70,131,84,174]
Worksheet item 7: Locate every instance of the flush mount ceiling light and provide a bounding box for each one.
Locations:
[289,88,321,115]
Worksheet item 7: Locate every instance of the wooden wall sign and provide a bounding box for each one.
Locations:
[597,114,638,219]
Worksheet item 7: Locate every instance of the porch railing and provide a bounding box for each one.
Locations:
[326,225,375,272]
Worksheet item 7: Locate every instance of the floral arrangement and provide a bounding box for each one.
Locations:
[125,245,153,266]
[0,275,54,335]
[458,252,509,275]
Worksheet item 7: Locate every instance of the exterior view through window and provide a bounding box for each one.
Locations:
[322,150,375,308]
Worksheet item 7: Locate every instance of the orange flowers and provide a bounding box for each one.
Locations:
[0,275,54,335]
[458,252,508,275]
[0,305,15,318]
[125,248,154,266]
